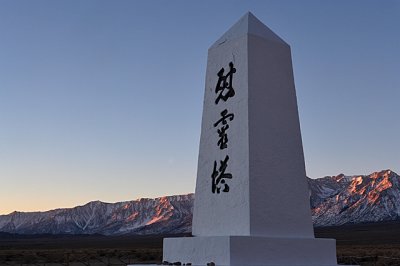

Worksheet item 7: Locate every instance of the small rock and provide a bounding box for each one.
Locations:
[163,261,169,265]
[207,262,215,266]
[173,262,182,265]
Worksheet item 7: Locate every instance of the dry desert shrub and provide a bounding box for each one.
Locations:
[337,244,400,266]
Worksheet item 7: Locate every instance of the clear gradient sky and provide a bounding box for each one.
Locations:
[1,1,399,214]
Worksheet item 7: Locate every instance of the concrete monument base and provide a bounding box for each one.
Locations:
[163,236,339,266]
[134,12,359,266]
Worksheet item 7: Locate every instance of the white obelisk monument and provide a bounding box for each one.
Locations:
[163,12,339,266]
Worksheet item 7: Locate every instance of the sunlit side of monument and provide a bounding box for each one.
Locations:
[163,12,341,266]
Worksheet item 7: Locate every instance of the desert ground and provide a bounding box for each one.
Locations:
[1,222,400,265]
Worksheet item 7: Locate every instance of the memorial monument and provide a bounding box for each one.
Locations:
[163,12,341,265]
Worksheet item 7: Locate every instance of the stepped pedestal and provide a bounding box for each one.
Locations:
[164,236,337,266]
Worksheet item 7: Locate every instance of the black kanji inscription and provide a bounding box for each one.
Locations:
[214,109,234,150]
[211,155,232,194]
[215,62,236,104]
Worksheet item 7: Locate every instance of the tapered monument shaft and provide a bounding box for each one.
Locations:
[162,12,341,266]
[193,12,313,238]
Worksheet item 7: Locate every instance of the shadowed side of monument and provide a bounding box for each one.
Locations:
[162,12,344,266]
[247,20,314,238]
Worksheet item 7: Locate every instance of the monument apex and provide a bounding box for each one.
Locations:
[210,12,288,50]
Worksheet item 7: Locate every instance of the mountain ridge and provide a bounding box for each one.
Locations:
[310,169,400,226]
[0,194,194,235]
[1,170,399,235]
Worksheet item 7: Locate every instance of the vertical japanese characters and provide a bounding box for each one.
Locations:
[211,62,236,194]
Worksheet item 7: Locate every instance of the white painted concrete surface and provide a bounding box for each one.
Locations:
[162,12,345,266]
[164,236,338,266]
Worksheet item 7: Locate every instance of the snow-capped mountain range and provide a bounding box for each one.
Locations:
[310,169,400,226]
[1,170,399,235]
[0,194,193,235]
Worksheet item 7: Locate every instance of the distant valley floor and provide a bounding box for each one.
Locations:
[1,222,400,265]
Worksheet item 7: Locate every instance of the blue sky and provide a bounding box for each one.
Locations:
[0,0,399,214]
